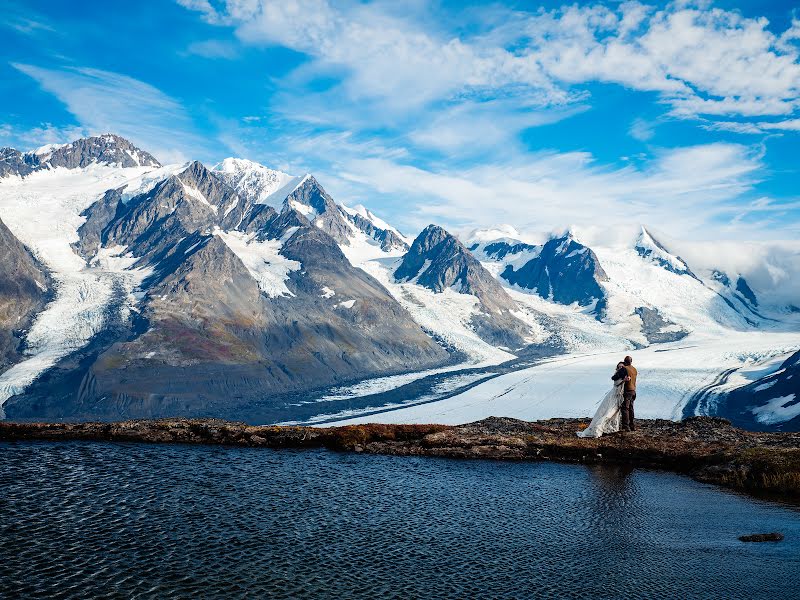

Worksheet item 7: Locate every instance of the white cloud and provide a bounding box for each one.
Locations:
[705,117,800,135]
[186,39,239,59]
[0,123,89,149]
[629,117,656,141]
[314,142,763,240]
[179,1,800,121]
[12,63,208,163]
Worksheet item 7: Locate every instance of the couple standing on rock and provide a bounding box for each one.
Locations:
[577,356,638,438]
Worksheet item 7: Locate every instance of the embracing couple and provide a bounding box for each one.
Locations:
[577,356,638,438]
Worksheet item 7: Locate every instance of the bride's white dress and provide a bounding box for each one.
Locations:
[577,380,624,438]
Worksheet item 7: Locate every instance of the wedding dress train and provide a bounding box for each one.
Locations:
[577,381,624,438]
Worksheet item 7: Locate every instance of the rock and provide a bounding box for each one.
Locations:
[738,533,784,542]
[1,416,799,502]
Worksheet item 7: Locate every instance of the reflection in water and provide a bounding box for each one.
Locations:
[2,442,799,599]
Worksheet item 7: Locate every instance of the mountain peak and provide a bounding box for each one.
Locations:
[0,133,160,178]
[213,157,305,208]
[502,233,608,314]
[635,227,698,279]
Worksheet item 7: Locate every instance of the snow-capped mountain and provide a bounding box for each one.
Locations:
[0,133,797,429]
[213,158,304,207]
[501,231,609,316]
[0,136,450,421]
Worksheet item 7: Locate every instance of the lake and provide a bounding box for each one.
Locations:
[2,441,799,598]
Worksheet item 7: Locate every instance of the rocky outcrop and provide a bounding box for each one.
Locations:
[0,148,39,178]
[73,188,124,258]
[2,416,798,500]
[738,533,784,542]
[634,306,688,344]
[285,176,353,245]
[396,225,531,347]
[502,233,608,314]
[480,240,538,261]
[0,218,49,370]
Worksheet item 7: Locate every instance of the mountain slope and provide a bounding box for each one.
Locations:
[0,218,50,372]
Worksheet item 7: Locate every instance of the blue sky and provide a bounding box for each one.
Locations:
[2,0,800,243]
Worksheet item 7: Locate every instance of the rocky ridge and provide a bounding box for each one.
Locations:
[0,134,160,177]
[2,416,798,500]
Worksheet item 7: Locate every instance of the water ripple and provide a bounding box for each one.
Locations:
[2,442,799,599]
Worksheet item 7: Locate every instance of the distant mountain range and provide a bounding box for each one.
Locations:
[0,134,797,427]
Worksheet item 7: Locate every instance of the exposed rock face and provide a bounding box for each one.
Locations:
[481,240,538,261]
[0,148,39,178]
[736,277,758,307]
[395,225,531,347]
[40,134,160,169]
[0,134,160,178]
[285,176,353,245]
[634,306,689,344]
[73,188,124,258]
[0,219,50,370]
[2,416,798,500]
[502,233,608,314]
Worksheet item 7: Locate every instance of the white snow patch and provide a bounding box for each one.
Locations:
[336,299,356,309]
[320,286,336,299]
[180,180,217,214]
[752,394,800,425]
[753,379,778,392]
[289,198,317,219]
[213,158,304,208]
[215,229,301,297]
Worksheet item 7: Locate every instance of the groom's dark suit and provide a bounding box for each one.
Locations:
[612,364,638,431]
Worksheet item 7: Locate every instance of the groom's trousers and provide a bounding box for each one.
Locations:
[621,391,636,431]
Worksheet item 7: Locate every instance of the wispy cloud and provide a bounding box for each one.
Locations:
[300,141,764,241]
[185,39,239,59]
[180,1,800,123]
[12,63,208,163]
[0,122,89,149]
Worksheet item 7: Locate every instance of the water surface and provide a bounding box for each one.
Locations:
[2,441,799,598]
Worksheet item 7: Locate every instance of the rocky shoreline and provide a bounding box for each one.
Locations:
[2,416,799,500]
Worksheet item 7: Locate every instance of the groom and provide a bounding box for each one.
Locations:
[612,356,638,431]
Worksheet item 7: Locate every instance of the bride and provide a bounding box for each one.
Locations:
[577,362,625,438]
